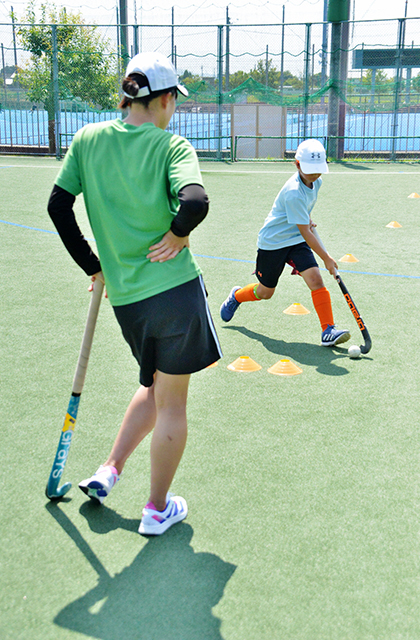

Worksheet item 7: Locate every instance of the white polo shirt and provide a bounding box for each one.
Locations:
[257,172,322,250]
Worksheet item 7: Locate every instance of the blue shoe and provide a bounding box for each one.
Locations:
[321,324,351,347]
[220,286,241,322]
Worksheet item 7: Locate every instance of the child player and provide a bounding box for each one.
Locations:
[220,139,350,347]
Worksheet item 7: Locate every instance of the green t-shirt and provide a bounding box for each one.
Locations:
[56,119,203,306]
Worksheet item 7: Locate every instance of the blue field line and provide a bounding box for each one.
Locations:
[1,219,419,280]
[1,219,61,234]
[195,253,420,279]
[197,253,254,264]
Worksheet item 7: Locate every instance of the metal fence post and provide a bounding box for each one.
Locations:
[1,43,7,104]
[370,68,376,107]
[328,20,342,159]
[11,7,20,108]
[405,65,411,104]
[116,7,120,76]
[52,25,61,159]
[321,0,328,104]
[217,25,223,159]
[280,5,285,96]
[119,0,129,62]
[391,18,405,161]
[303,23,311,139]
[133,25,139,56]
[225,7,230,90]
[338,6,350,158]
[133,0,139,55]
[171,7,175,65]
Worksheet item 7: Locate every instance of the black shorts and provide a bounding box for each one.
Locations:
[113,276,222,387]
[256,242,318,289]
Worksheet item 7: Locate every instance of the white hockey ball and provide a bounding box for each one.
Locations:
[348,345,361,358]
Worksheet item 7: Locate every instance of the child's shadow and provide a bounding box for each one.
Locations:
[47,503,236,640]
[224,325,357,376]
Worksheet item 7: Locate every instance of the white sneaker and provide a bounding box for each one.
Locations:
[138,494,188,536]
[79,465,120,504]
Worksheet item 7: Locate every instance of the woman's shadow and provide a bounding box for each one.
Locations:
[47,502,236,640]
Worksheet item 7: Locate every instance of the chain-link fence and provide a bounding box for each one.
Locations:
[1,16,419,161]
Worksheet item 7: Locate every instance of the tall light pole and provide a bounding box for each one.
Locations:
[225,5,230,90]
[171,7,175,65]
[280,5,285,95]
[119,0,129,62]
[327,0,349,159]
[321,0,328,104]
[133,0,139,55]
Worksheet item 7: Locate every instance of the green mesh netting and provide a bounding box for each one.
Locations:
[177,75,418,113]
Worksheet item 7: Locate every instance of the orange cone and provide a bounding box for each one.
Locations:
[386,221,402,228]
[268,359,303,376]
[227,356,262,372]
[283,302,310,315]
[408,193,420,198]
[339,254,359,263]
[206,361,218,368]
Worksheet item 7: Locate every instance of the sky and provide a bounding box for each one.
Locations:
[0,0,417,28]
[0,0,418,77]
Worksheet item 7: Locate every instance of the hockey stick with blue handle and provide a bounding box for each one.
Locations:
[46,277,104,500]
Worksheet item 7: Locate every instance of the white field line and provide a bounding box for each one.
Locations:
[1,164,420,176]
[201,169,420,175]
[0,164,59,169]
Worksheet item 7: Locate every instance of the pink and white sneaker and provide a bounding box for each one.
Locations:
[78,465,120,504]
[138,494,188,536]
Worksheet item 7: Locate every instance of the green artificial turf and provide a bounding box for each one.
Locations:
[1,157,420,639]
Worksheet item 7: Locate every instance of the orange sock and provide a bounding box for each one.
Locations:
[234,283,261,303]
[311,287,334,331]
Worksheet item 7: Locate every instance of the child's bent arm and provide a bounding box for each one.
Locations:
[297,223,337,275]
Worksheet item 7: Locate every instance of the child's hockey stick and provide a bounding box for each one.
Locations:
[334,272,372,354]
[46,277,104,500]
[312,227,372,354]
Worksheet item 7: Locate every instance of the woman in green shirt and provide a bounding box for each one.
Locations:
[48,52,222,535]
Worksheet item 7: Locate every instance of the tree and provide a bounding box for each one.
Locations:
[16,2,119,153]
[228,70,250,90]
[250,58,281,88]
[362,69,392,92]
[281,70,303,90]
[180,69,201,85]
[0,64,17,77]
[228,64,302,92]
[412,72,420,92]
[311,72,323,88]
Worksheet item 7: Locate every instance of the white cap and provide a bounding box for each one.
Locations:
[295,139,328,174]
[125,52,189,98]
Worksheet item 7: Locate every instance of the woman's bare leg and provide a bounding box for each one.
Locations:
[104,383,157,475]
[148,371,190,511]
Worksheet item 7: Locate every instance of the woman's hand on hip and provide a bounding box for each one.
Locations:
[147,231,190,263]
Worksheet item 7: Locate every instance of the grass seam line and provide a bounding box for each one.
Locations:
[2,219,419,280]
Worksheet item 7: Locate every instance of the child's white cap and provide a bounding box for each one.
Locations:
[125,51,189,98]
[295,139,328,174]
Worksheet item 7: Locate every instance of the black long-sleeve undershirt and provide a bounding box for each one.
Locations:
[47,183,209,275]
[47,185,101,275]
[170,183,209,237]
